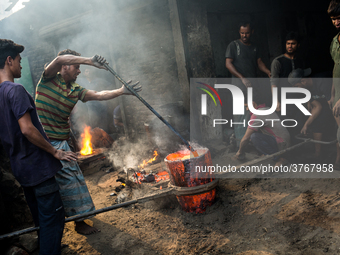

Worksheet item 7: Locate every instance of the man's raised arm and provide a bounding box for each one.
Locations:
[44,55,107,78]
[83,81,142,102]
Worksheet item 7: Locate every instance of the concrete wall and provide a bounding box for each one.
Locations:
[108,0,185,137]
[177,0,216,79]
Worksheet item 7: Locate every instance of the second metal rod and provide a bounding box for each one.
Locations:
[104,63,194,152]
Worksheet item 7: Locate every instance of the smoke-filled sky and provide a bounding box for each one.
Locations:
[0,0,30,21]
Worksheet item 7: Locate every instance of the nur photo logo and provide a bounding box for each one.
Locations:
[196,82,222,115]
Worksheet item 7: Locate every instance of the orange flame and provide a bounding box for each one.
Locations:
[138,150,158,169]
[80,126,93,155]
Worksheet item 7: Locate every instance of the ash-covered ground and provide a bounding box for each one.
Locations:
[58,145,340,255]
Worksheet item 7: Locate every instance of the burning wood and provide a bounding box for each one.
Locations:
[138,150,159,169]
[132,170,169,184]
[130,150,169,184]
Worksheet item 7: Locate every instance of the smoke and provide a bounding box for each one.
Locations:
[179,141,206,152]
[1,0,188,149]
[106,137,154,170]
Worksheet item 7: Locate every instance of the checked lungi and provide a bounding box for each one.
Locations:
[50,140,95,219]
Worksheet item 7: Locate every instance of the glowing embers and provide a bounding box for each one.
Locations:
[165,148,216,213]
[138,150,159,169]
[80,125,93,156]
[131,150,168,184]
[133,170,170,184]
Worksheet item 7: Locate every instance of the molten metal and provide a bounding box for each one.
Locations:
[165,148,216,213]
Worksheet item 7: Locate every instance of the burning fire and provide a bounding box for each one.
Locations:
[80,126,93,155]
[138,150,159,169]
[133,170,169,184]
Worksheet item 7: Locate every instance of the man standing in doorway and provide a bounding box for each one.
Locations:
[328,0,340,169]
[226,21,271,91]
[225,21,271,144]
[271,31,305,114]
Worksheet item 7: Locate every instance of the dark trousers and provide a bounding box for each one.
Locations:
[23,177,65,255]
[251,132,279,158]
[234,108,251,147]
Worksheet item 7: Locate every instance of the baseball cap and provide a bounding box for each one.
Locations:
[288,68,312,86]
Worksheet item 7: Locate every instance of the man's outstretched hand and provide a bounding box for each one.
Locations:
[91,55,108,70]
[54,150,78,162]
[122,80,142,95]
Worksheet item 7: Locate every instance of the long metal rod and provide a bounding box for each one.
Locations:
[0,199,138,240]
[0,189,175,240]
[295,134,337,145]
[103,63,194,153]
[0,140,319,240]
[2,140,322,239]
[216,139,312,178]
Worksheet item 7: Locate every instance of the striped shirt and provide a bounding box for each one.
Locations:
[35,72,88,140]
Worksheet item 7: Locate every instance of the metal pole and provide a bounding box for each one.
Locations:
[216,139,312,178]
[0,189,174,240]
[0,199,138,240]
[103,63,196,154]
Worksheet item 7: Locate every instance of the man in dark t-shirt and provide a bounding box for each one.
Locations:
[226,21,271,92]
[271,32,306,144]
[0,39,77,255]
[225,21,271,144]
[271,31,305,114]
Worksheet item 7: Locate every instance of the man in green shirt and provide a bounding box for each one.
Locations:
[328,0,340,168]
[35,49,141,234]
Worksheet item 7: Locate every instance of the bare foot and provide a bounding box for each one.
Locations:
[75,221,100,235]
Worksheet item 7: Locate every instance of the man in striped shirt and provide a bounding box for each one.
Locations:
[35,49,141,235]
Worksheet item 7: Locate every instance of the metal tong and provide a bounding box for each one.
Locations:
[103,63,197,156]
